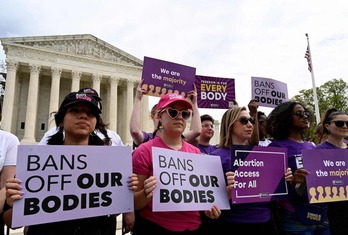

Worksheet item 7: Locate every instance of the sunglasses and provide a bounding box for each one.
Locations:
[161,108,192,120]
[202,123,214,128]
[239,117,256,125]
[292,111,310,119]
[331,120,348,128]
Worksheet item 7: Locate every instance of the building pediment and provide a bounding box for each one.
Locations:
[0,34,143,67]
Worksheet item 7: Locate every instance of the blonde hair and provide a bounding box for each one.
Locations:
[218,106,246,148]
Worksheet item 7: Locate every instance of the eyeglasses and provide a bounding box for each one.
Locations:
[202,123,214,128]
[161,108,192,120]
[292,111,310,119]
[239,117,256,125]
[330,120,348,128]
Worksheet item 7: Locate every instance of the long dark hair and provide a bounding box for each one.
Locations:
[47,106,111,146]
[266,101,312,140]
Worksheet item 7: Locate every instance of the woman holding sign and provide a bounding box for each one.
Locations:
[3,91,138,235]
[209,105,292,234]
[267,101,330,235]
[130,80,202,149]
[132,93,233,234]
[316,108,348,235]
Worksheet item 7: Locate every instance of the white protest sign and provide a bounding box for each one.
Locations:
[152,147,230,211]
[12,145,133,227]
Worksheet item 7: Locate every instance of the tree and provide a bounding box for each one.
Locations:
[292,78,348,142]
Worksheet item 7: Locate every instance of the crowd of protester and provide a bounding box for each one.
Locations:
[0,84,347,235]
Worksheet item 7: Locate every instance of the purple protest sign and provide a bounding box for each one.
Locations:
[195,75,235,109]
[141,56,196,98]
[302,149,348,204]
[251,76,288,108]
[230,145,288,204]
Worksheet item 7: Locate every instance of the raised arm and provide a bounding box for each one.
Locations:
[184,84,201,143]
[130,80,147,146]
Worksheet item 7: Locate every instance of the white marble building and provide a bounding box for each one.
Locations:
[0,34,151,146]
[0,34,220,146]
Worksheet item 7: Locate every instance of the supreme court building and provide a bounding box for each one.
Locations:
[0,34,151,146]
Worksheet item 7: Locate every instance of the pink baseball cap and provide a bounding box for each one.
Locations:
[157,93,192,111]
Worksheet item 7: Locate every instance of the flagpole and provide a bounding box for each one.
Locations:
[305,33,320,124]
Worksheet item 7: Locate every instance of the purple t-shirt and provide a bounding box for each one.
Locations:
[132,131,154,149]
[268,139,322,213]
[210,147,271,223]
[316,141,348,149]
[197,144,217,155]
[269,139,315,172]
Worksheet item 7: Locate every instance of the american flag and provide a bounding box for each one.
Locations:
[304,46,312,72]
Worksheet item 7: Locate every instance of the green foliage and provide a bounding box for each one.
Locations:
[292,78,348,143]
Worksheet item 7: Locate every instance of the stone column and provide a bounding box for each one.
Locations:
[125,80,134,145]
[119,85,126,142]
[22,64,41,144]
[108,77,119,131]
[92,73,101,95]
[71,70,81,92]
[1,60,18,132]
[48,67,62,129]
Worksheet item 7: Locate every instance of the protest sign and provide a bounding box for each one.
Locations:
[12,145,133,227]
[230,145,288,203]
[152,147,230,211]
[141,56,196,97]
[195,75,235,109]
[302,149,348,204]
[251,76,288,108]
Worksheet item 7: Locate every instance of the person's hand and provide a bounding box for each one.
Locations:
[225,171,235,199]
[284,167,294,182]
[248,99,258,115]
[226,171,235,188]
[135,79,147,101]
[293,168,309,184]
[6,178,23,207]
[204,205,221,219]
[123,212,135,233]
[187,84,198,105]
[143,176,157,199]
[128,173,139,191]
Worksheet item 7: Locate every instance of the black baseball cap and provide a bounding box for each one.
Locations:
[78,88,102,101]
[59,92,101,114]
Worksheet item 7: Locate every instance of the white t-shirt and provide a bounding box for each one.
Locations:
[259,138,272,147]
[38,127,124,146]
[0,129,20,171]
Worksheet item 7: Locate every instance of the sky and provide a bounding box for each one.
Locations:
[0,0,347,122]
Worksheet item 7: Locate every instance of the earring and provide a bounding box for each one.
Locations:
[58,126,65,141]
